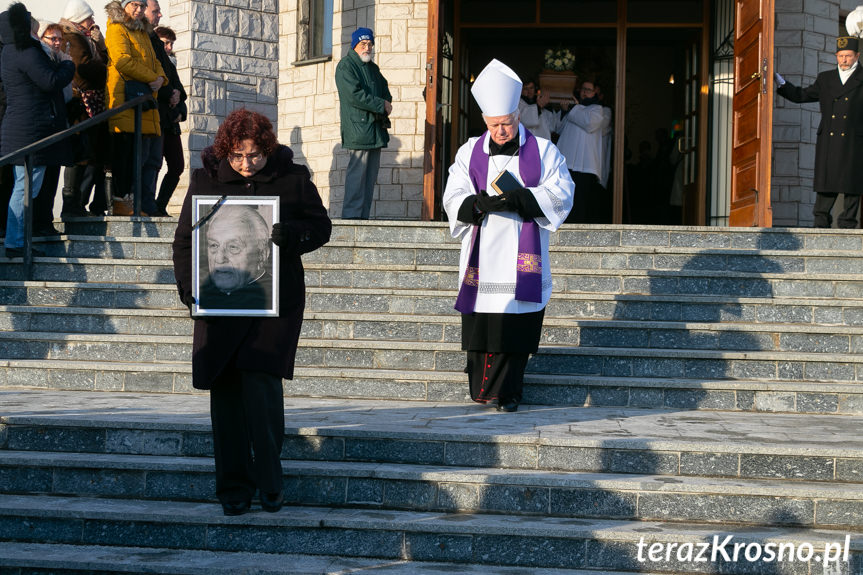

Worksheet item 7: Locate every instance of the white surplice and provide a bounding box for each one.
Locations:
[443,125,574,315]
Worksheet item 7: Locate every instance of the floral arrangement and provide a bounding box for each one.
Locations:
[544,47,576,72]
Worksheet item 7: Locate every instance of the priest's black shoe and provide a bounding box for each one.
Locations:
[261,491,284,513]
[221,500,251,516]
[497,398,519,412]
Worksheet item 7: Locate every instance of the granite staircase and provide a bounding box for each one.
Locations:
[0,218,862,574]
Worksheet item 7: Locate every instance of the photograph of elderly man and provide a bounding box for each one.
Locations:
[198,204,274,311]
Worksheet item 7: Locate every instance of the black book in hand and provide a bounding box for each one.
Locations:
[490,170,522,195]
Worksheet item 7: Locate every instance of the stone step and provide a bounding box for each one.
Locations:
[8,279,863,327]
[57,218,863,254]
[3,361,862,415]
[2,450,862,528]
[21,233,863,282]
[0,542,653,575]
[9,305,863,355]
[4,330,863,384]
[3,392,862,483]
[0,494,859,574]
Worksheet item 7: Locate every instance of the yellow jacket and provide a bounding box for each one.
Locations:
[104,1,167,135]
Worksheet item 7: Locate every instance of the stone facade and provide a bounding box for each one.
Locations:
[169,0,429,220]
[771,0,845,227]
[279,0,428,219]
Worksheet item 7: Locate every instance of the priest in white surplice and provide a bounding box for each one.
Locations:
[443,59,574,412]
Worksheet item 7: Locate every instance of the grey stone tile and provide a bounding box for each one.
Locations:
[182,432,214,457]
[796,393,839,413]
[0,516,84,544]
[83,520,206,549]
[53,468,147,497]
[759,305,814,324]
[808,257,863,274]
[804,362,856,382]
[639,493,813,525]
[610,450,679,475]
[145,471,215,501]
[778,361,804,380]
[381,479,437,509]
[634,358,686,378]
[207,525,403,556]
[781,333,850,353]
[473,534,586,568]
[629,387,665,407]
[444,442,537,469]
[719,332,776,352]
[404,533,474,562]
[838,393,863,415]
[346,478,383,505]
[665,390,735,410]
[685,359,732,379]
[550,488,637,518]
[653,330,719,350]
[621,229,669,247]
[538,445,609,471]
[601,253,629,270]
[478,484,549,513]
[345,438,444,465]
[587,386,629,407]
[123,372,177,393]
[105,429,183,455]
[284,476,348,506]
[580,328,647,348]
[566,275,622,294]
[528,354,603,375]
[525,384,589,406]
[7,426,106,453]
[814,500,863,526]
[740,454,834,481]
[557,230,621,247]
[732,360,778,380]
[0,466,53,493]
[773,279,835,298]
[436,482,479,510]
[835,458,863,482]
[680,452,740,477]
[753,392,796,413]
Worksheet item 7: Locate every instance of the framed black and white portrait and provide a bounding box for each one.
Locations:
[191,196,279,317]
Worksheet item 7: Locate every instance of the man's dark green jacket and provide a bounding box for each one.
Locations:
[335,49,392,150]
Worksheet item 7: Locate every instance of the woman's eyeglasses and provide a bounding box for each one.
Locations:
[228,152,264,164]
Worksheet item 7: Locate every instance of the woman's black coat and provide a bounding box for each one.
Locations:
[0,5,75,165]
[172,145,332,389]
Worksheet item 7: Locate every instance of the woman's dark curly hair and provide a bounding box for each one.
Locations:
[213,109,278,159]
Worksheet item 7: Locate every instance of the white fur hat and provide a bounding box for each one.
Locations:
[471,59,522,117]
[62,0,94,23]
[37,19,52,40]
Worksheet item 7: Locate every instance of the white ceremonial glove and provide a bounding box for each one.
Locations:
[774,72,785,87]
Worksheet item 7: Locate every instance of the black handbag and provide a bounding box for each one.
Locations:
[124,80,157,111]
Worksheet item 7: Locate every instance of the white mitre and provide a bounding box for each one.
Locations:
[471,59,522,117]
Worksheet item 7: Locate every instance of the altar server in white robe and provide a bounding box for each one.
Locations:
[443,59,574,412]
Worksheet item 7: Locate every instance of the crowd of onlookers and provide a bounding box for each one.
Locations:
[0,0,186,258]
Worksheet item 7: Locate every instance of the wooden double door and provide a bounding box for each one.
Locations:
[421,0,774,227]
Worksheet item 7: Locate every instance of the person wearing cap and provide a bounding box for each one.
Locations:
[442,59,574,413]
[776,36,863,228]
[335,27,392,219]
[58,0,110,218]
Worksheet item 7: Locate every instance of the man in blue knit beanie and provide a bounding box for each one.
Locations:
[335,27,392,219]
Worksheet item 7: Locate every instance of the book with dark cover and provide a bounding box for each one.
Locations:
[490,169,523,195]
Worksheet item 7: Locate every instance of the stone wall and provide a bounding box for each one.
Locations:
[279,0,428,219]
[165,0,282,213]
[771,0,842,226]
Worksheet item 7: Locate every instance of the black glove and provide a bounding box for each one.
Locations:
[457,195,484,224]
[475,191,508,213]
[271,222,298,252]
[500,188,544,219]
[181,292,196,318]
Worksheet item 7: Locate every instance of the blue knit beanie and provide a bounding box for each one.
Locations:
[351,27,374,49]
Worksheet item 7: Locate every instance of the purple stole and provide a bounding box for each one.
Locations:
[454,130,543,314]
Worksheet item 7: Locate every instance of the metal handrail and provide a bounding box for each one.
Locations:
[0,93,155,279]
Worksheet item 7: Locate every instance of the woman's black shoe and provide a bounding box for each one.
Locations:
[497,399,520,412]
[261,491,284,513]
[221,500,251,516]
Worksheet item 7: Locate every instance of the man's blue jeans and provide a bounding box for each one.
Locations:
[5,165,46,249]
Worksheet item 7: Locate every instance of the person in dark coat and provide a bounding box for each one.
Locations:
[151,23,186,215]
[776,36,863,228]
[335,27,392,219]
[172,108,331,516]
[0,3,75,258]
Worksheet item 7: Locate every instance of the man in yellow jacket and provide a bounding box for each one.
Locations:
[105,0,168,216]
